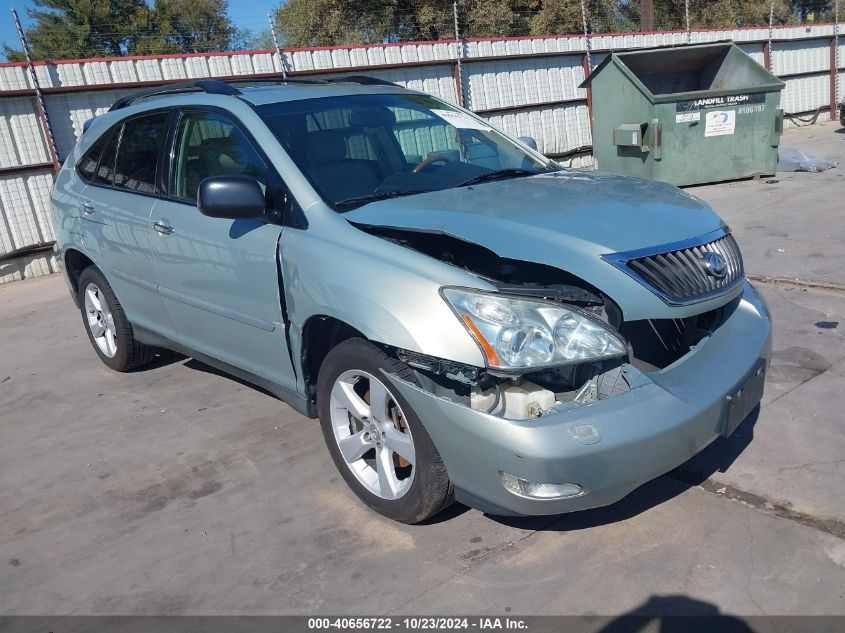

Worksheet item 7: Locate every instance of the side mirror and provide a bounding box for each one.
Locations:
[518,136,538,151]
[197,175,266,220]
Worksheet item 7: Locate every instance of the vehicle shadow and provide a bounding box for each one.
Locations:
[591,595,756,633]
[485,406,760,532]
[127,351,281,399]
[125,349,761,531]
[181,357,279,398]
[671,405,759,485]
[125,349,186,372]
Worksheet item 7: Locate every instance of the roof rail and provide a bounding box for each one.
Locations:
[226,77,330,87]
[327,75,401,87]
[109,80,241,111]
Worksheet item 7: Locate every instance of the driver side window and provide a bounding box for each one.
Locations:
[171,110,267,204]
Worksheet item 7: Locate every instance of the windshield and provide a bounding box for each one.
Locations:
[256,93,555,210]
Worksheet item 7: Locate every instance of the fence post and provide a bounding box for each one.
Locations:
[452,0,467,108]
[766,1,775,71]
[11,7,59,174]
[580,0,593,137]
[580,0,592,71]
[835,0,841,117]
[268,11,288,79]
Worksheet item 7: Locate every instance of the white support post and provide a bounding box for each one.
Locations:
[268,11,288,79]
[580,0,592,71]
[11,7,60,174]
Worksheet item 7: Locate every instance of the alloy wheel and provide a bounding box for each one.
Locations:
[329,370,416,500]
[83,283,117,358]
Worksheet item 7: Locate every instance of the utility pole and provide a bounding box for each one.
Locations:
[11,7,59,173]
[641,0,654,32]
[268,11,288,79]
[685,0,691,43]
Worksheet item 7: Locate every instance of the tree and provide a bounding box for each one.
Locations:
[530,0,633,35]
[4,0,151,61]
[233,28,279,51]
[273,0,397,47]
[618,0,796,29]
[274,0,532,47]
[4,0,238,61]
[132,0,238,54]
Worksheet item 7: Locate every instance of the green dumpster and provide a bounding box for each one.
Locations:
[581,43,785,186]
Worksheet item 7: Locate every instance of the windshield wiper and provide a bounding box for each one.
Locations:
[457,168,544,188]
[335,189,432,210]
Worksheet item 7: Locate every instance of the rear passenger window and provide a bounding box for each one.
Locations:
[113,112,169,194]
[77,131,111,184]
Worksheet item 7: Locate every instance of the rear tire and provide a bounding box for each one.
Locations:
[78,266,154,372]
[317,338,453,524]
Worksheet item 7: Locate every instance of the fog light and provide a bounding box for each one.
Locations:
[498,471,583,499]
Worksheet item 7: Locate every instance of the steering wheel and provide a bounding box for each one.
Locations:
[413,154,452,173]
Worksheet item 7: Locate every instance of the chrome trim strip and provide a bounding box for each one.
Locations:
[600,226,745,307]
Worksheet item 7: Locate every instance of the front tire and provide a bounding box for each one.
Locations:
[78,266,154,372]
[317,338,453,523]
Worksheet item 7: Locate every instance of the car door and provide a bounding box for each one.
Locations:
[76,111,176,340]
[150,107,296,390]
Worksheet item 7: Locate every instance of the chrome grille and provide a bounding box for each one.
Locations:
[602,230,744,306]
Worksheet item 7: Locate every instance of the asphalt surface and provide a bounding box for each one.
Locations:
[1,121,844,618]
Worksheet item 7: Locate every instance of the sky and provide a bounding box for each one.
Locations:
[0,0,280,60]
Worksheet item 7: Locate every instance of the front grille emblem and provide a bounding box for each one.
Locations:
[703,251,728,278]
[601,228,743,305]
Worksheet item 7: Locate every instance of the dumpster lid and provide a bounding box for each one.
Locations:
[581,42,784,103]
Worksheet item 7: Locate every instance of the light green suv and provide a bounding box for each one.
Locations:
[51,77,771,523]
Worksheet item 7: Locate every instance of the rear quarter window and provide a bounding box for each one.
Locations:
[76,130,112,184]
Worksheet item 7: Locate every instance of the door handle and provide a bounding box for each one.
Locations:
[153,221,175,236]
[80,202,95,214]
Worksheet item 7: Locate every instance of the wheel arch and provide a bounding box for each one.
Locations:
[299,314,367,407]
[63,248,96,300]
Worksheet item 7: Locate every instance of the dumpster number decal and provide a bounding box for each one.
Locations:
[704,110,736,137]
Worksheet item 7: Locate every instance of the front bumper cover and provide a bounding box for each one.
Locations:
[385,281,772,516]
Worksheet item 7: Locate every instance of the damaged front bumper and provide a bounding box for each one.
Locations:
[385,281,772,516]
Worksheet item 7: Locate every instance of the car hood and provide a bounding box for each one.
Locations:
[346,170,734,320]
[346,170,722,253]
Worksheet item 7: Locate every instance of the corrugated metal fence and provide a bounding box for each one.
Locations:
[1,23,842,284]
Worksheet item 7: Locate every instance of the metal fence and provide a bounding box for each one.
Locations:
[0,21,843,284]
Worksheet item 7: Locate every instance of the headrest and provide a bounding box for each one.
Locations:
[306,130,348,164]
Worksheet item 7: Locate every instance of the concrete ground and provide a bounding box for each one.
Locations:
[1,121,844,618]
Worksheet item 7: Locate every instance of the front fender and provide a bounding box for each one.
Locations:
[279,223,489,372]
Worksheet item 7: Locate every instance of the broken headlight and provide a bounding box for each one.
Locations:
[441,287,626,371]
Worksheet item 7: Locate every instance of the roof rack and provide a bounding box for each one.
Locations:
[107,75,404,112]
[230,75,399,88]
[226,77,330,87]
[326,75,400,87]
[109,80,241,111]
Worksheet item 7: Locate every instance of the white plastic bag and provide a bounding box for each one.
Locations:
[777,147,838,172]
